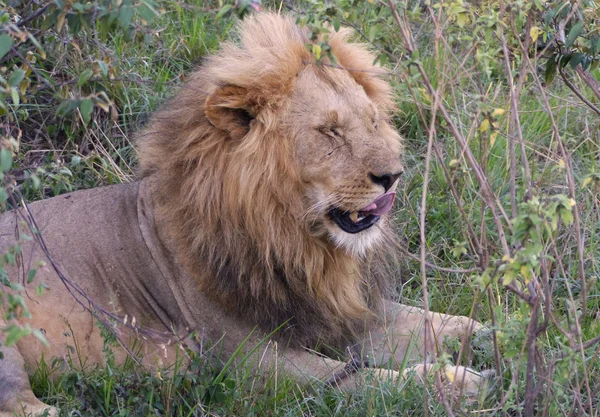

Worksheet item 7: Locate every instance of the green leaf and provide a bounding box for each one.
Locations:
[216,4,233,19]
[8,69,25,88]
[565,21,584,49]
[502,269,517,286]
[0,34,13,61]
[559,54,572,68]
[0,148,13,173]
[545,55,557,85]
[332,17,340,32]
[377,53,389,66]
[30,174,41,190]
[368,25,377,41]
[56,99,81,117]
[4,252,15,266]
[560,209,574,226]
[312,43,322,60]
[98,61,108,77]
[456,12,468,28]
[118,5,134,29]
[569,52,586,69]
[26,269,37,284]
[36,283,47,297]
[4,324,32,346]
[0,268,10,286]
[77,69,93,87]
[582,56,592,71]
[79,98,93,125]
[11,88,19,107]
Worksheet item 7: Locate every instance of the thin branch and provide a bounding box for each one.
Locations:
[574,65,600,101]
[389,1,512,259]
[499,0,533,208]
[418,68,444,417]
[394,242,481,274]
[412,4,456,415]
[559,67,600,117]
[522,51,588,320]
[15,2,51,28]
[12,47,53,89]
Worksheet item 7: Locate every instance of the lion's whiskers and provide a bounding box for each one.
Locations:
[301,192,344,223]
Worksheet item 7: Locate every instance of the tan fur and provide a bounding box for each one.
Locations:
[0,14,487,416]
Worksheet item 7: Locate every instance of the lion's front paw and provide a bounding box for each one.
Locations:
[441,365,495,397]
[0,403,57,417]
[370,368,401,383]
[403,363,494,399]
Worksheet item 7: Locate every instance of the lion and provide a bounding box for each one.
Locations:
[0,13,487,416]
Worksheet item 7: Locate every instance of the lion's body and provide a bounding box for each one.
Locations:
[0,179,250,369]
[0,13,486,416]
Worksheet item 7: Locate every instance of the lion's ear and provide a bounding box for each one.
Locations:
[205,85,256,140]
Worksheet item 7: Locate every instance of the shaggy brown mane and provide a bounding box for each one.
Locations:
[137,13,397,351]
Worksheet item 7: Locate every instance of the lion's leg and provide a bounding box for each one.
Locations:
[0,341,57,417]
[363,300,488,396]
[280,348,400,390]
[366,300,481,366]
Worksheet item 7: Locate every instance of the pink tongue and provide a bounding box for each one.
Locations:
[361,192,396,216]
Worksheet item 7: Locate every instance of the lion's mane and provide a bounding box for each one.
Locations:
[137,13,397,351]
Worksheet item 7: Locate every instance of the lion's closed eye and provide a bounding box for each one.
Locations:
[318,126,346,157]
[318,126,344,139]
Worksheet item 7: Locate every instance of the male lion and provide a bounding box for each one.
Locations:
[0,13,485,416]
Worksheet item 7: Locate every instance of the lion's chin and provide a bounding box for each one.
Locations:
[328,224,384,258]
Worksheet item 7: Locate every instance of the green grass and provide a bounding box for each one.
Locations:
[29,356,447,416]
[2,0,600,415]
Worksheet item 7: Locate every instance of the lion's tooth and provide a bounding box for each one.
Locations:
[349,211,360,222]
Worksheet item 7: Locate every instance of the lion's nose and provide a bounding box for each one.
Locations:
[369,171,403,192]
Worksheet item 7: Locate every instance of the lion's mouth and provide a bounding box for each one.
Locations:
[328,192,396,234]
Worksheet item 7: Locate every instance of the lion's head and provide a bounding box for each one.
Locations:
[138,13,403,350]
[283,60,403,257]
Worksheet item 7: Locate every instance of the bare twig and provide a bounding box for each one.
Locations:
[15,2,51,28]
[391,3,513,258]
[522,51,588,320]
[11,48,53,89]
[411,4,456,415]
[559,67,600,117]
[394,242,481,274]
[523,291,540,417]
[418,68,447,417]
[575,64,600,101]
[499,0,533,209]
